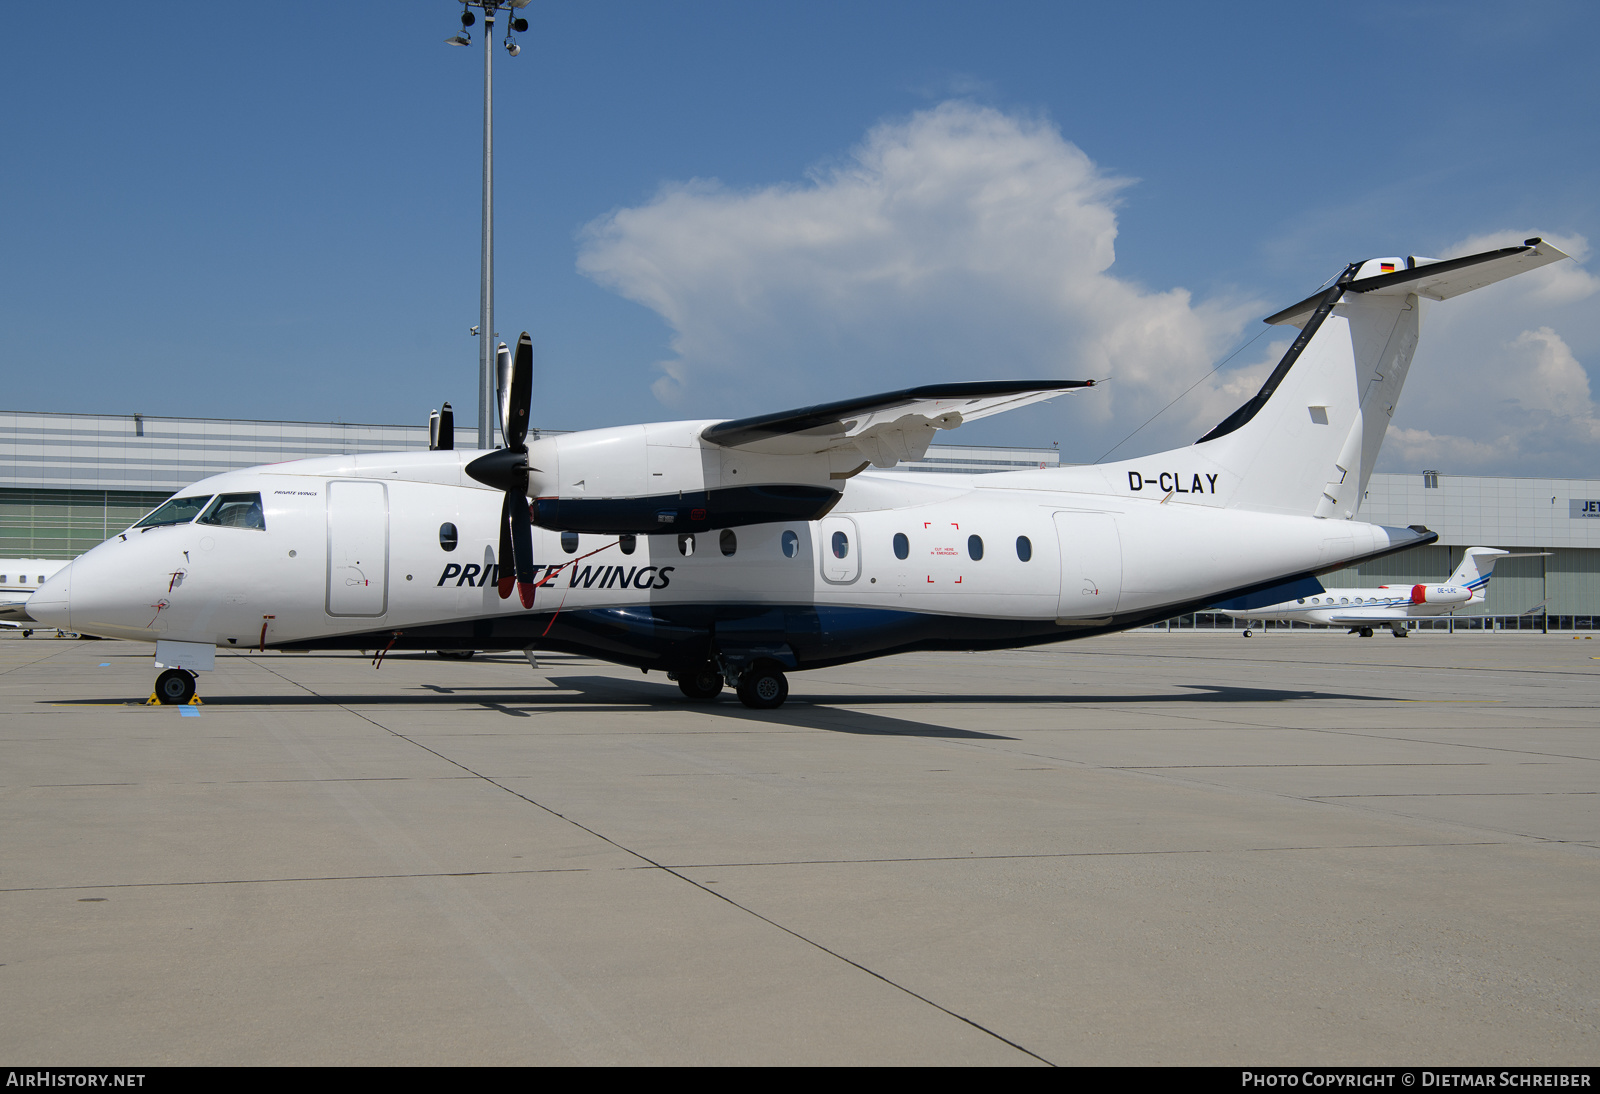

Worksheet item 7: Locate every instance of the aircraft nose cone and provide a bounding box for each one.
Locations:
[26,563,71,629]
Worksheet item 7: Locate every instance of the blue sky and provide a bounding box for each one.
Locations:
[3,2,1597,474]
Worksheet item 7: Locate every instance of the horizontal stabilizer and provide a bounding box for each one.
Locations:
[702,380,1093,462]
[1265,238,1570,328]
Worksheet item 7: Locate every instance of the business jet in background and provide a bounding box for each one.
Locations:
[26,239,1571,706]
[1218,548,1548,637]
[1,559,72,633]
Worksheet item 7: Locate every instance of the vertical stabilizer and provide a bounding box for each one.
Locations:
[1175,240,1569,518]
[1449,548,1511,593]
[1449,548,1550,601]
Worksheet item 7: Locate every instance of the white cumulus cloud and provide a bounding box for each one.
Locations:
[577,101,1258,454]
[576,106,1598,476]
[1379,232,1600,475]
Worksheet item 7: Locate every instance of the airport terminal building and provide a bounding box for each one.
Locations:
[5,409,1599,627]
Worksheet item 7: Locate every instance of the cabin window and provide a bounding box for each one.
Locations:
[619,534,636,555]
[438,523,458,551]
[893,533,909,560]
[781,530,799,558]
[719,529,737,556]
[1339,597,1349,604]
[134,495,213,529]
[678,533,696,557]
[831,530,850,559]
[1016,536,1032,562]
[968,535,984,561]
[561,530,579,554]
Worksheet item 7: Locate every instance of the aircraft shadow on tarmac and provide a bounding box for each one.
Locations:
[44,678,1393,740]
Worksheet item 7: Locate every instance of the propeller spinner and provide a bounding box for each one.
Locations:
[465,333,540,608]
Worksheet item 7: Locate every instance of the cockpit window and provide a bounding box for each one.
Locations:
[198,493,266,530]
[134,495,214,528]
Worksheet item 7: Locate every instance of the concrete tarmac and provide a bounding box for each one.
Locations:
[1,630,1596,1065]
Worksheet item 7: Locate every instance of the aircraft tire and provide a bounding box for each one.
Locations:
[677,663,723,701]
[435,649,476,660]
[155,669,196,705]
[1360,628,1374,638]
[736,663,788,710]
[1242,630,1252,638]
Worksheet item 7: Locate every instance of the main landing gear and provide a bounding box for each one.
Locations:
[671,659,791,710]
[152,668,197,705]
[1349,627,1376,638]
[675,662,724,701]
[735,662,789,710]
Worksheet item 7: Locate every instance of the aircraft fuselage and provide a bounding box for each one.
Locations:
[36,448,1423,674]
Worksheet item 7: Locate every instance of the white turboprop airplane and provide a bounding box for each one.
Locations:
[27,239,1569,707]
[1217,547,1545,637]
[0,559,71,631]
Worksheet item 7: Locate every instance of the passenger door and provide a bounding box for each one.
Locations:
[326,481,389,617]
[1053,511,1121,618]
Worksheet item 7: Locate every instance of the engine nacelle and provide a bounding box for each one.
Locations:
[1394,584,1472,605]
[523,421,853,535]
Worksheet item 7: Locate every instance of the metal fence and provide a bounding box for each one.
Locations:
[1150,613,1595,632]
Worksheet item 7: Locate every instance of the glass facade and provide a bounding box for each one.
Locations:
[0,487,172,559]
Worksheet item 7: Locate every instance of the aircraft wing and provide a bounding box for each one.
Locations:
[1266,238,1571,328]
[1323,611,1408,624]
[0,596,36,622]
[700,380,1094,465]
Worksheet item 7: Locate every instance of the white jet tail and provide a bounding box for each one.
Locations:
[1448,548,1550,602]
[1449,547,1511,597]
[1166,239,1567,518]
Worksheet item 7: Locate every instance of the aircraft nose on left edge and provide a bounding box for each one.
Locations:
[26,563,72,630]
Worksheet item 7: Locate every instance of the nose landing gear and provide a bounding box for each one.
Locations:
[150,668,199,705]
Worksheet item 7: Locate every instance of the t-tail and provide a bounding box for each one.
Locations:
[1103,239,1569,518]
[1448,548,1551,602]
[1449,547,1511,597]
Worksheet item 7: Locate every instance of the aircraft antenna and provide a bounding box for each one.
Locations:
[1091,325,1271,465]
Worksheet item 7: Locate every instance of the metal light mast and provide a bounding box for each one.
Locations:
[446,2,527,450]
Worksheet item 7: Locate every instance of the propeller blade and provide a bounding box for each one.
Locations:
[428,403,455,451]
[497,493,516,600]
[437,402,454,451]
[508,493,537,608]
[497,333,533,451]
